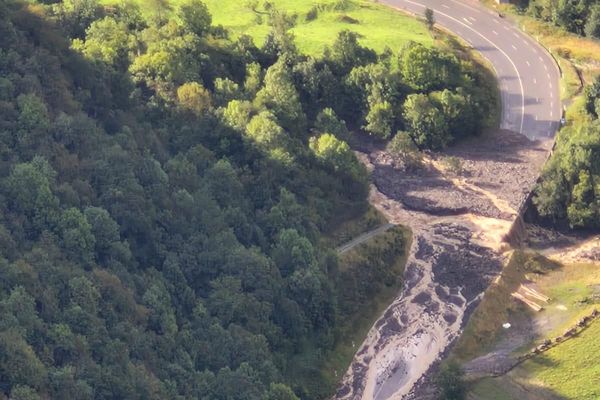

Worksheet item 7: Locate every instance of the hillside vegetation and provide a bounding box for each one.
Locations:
[534,78,600,228]
[100,0,435,55]
[0,0,497,399]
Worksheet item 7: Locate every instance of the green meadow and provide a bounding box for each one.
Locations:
[103,0,434,54]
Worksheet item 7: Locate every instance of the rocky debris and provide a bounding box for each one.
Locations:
[336,129,553,400]
[336,222,503,400]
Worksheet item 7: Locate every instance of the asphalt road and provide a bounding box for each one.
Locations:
[381,0,561,140]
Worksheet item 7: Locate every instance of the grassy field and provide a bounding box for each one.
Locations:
[204,0,433,54]
[454,251,600,399]
[102,0,434,54]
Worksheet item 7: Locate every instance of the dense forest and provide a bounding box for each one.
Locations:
[526,0,600,39]
[0,0,495,399]
[534,77,600,228]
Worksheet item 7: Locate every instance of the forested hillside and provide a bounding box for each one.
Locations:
[0,0,495,398]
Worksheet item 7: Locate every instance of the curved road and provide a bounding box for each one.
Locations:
[384,0,561,140]
[336,1,561,399]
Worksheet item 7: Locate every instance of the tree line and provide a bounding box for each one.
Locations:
[534,76,600,228]
[0,0,495,399]
[526,0,600,39]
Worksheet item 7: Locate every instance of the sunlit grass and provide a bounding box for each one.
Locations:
[101,0,434,54]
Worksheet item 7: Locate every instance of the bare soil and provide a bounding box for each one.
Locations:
[335,129,554,400]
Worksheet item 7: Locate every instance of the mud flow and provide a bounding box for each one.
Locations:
[336,130,553,399]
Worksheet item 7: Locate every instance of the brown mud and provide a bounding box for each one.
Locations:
[335,129,553,400]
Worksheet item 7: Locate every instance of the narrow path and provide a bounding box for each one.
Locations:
[336,223,395,254]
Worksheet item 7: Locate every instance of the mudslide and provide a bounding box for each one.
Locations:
[335,1,561,398]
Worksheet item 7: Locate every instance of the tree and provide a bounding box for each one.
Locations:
[72,17,133,68]
[264,383,299,400]
[365,101,394,139]
[84,207,120,259]
[10,385,41,400]
[177,0,212,36]
[246,111,288,150]
[5,157,59,233]
[214,78,241,107]
[328,30,377,75]
[425,8,435,30]
[314,108,349,139]
[387,131,422,170]
[52,0,103,39]
[222,100,254,131]
[403,94,450,149]
[177,82,212,115]
[16,94,50,153]
[271,229,315,278]
[584,76,600,118]
[398,42,461,91]
[436,361,466,400]
[585,5,600,39]
[567,169,596,227]
[309,133,365,180]
[58,208,96,264]
[256,61,306,135]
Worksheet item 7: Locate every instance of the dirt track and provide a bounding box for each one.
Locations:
[335,129,553,400]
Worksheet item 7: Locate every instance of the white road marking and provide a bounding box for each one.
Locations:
[398,0,526,134]
[526,61,530,66]
[469,17,476,21]
[442,4,450,8]
[512,44,517,50]
[547,73,551,80]
[522,39,527,45]
[539,56,543,62]
[533,78,537,84]
[494,19,500,23]
[463,17,472,25]
[534,115,538,121]
[544,64,548,71]
[492,30,498,35]
[550,110,554,117]
[512,32,519,38]
[503,25,510,30]
[550,92,553,98]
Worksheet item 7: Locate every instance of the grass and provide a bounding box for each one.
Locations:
[454,250,600,399]
[518,319,600,400]
[322,205,387,248]
[452,251,560,361]
[100,0,434,55]
[203,0,434,55]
